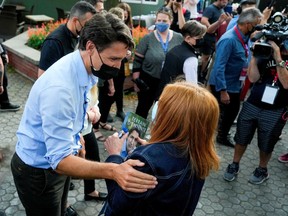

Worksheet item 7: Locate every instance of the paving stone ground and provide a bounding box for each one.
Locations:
[0,68,287,216]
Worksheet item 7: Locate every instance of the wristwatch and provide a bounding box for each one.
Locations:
[276,60,285,68]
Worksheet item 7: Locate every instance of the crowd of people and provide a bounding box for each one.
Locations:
[0,0,287,215]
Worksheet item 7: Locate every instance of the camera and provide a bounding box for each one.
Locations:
[176,0,182,3]
[251,12,288,59]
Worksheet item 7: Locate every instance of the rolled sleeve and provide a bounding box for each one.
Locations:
[105,155,125,164]
[40,86,76,170]
[209,39,232,91]
[132,34,149,72]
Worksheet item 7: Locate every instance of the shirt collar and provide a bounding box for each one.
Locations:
[236,25,249,43]
[74,50,90,88]
[74,50,98,91]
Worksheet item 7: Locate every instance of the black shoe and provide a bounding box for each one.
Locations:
[107,113,113,123]
[69,182,75,190]
[84,192,108,201]
[0,103,20,111]
[65,206,79,216]
[116,111,126,121]
[216,136,235,148]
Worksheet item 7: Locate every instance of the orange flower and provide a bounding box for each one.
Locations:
[132,25,148,46]
[27,19,67,50]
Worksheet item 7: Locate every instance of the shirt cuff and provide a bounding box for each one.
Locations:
[105,155,124,164]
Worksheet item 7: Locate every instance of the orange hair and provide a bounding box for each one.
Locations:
[149,82,220,179]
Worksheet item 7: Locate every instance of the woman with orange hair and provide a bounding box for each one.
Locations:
[102,81,220,216]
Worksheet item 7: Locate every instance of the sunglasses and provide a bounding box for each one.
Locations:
[157,7,172,13]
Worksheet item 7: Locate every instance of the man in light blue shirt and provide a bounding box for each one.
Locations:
[11,13,157,216]
[226,0,257,31]
[208,8,262,148]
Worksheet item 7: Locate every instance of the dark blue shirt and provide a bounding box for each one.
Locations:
[104,142,205,216]
[202,4,223,42]
[209,26,249,92]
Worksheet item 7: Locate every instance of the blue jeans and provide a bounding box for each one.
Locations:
[11,153,70,216]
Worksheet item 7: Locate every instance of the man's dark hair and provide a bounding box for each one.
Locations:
[181,20,207,38]
[129,127,141,137]
[237,7,262,24]
[237,0,257,14]
[81,0,103,7]
[79,13,134,51]
[70,1,96,20]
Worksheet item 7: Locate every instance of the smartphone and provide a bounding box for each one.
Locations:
[224,5,232,14]
[284,5,288,13]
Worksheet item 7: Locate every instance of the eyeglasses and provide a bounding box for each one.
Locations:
[77,19,84,29]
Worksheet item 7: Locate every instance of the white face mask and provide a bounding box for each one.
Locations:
[151,101,158,122]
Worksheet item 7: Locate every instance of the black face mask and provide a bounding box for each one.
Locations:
[90,50,119,80]
[246,26,256,36]
[75,20,83,37]
[193,38,204,49]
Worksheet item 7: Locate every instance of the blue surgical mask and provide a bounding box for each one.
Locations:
[155,23,169,33]
[283,40,288,51]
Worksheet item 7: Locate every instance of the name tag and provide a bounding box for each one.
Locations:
[261,85,279,105]
[239,67,247,81]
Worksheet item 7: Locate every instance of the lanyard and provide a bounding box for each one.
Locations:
[272,73,278,86]
[156,30,170,54]
[234,26,248,58]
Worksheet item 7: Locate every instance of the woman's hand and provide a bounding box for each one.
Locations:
[108,84,115,96]
[77,135,86,159]
[220,91,230,104]
[132,72,140,92]
[105,132,128,155]
[0,86,4,95]
[107,79,115,96]
[136,137,148,145]
[88,106,101,124]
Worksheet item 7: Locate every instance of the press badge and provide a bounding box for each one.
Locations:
[261,85,279,104]
[239,67,248,81]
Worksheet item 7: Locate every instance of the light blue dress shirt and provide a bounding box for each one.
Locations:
[16,50,97,170]
[208,26,248,93]
[120,140,128,159]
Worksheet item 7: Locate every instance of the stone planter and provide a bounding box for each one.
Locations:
[3,31,40,82]
[2,31,134,90]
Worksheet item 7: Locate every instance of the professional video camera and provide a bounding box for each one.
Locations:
[251,12,288,59]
